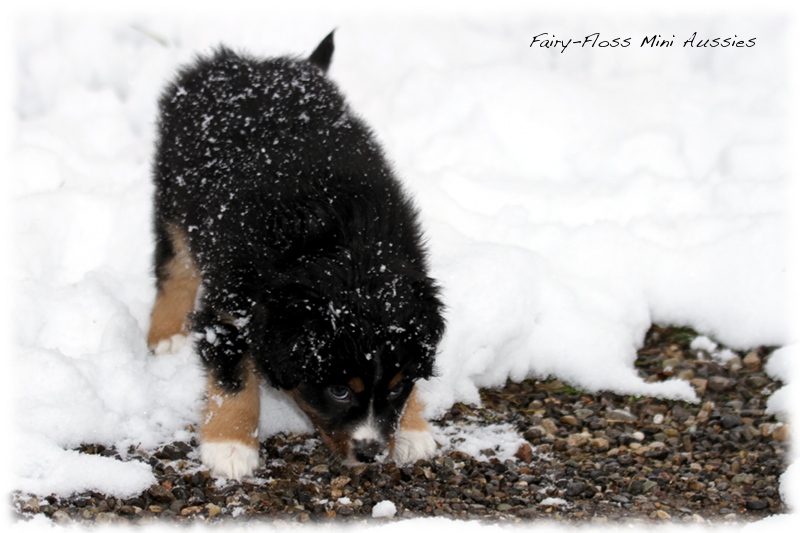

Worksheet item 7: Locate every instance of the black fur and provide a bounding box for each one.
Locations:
[152,35,445,425]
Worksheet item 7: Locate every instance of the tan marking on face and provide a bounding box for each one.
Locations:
[147,224,201,349]
[348,377,365,394]
[387,373,404,392]
[201,360,261,449]
[285,389,353,458]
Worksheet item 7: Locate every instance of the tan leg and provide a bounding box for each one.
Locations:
[399,386,430,432]
[199,361,261,479]
[391,385,437,462]
[147,225,201,351]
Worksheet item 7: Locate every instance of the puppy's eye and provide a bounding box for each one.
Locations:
[328,385,353,402]
[388,382,404,400]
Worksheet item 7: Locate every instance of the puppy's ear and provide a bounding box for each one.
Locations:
[308,30,335,73]
[408,277,446,377]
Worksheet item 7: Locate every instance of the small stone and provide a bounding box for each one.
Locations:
[655,509,671,520]
[180,505,203,516]
[747,375,770,388]
[524,426,547,442]
[567,433,589,448]
[206,503,222,518]
[720,414,742,429]
[746,499,768,511]
[148,483,176,503]
[565,481,587,498]
[742,424,761,440]
[575,408,594,420]
[743,350,761,368]
[628,480,644,494]
[690,378,708,396]
[51,510,71,524]
[678,369,695,381]
[514,443,533,462]
[560,415,578,426]
[527,399,544,410]
[496,503,513,512]
[642,480,658,493]
[632,431,645,441]
[773,424,791,442]
[708,376,733,392]
[331,476,351,490]
[541,418,560,436]
[95,513,126,525]
[731,473,754,485]
[590,438,610,452]
[653,414,664,425]
[606,409,637,422]
[22,498,40,514]
[688,480,705,491]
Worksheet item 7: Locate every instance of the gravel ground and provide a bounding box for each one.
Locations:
[12,326,791,526]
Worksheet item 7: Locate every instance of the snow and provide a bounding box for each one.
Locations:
[433,421,527,462]
[539,498,569,508]
[372,500,398,518]
[7,2,796,527]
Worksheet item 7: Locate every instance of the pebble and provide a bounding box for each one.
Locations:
[566,433,589,448]
[773,424,790,442]
[560,415,578,426]
[720,414,742,429]
[606,409,638,422]
[743,351,761,368]
[541,418,560,436]
[746,500,768,510]
[708,376,733,392]
[690,378,708,396]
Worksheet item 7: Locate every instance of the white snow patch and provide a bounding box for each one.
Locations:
[690,335,718,354]
[434,421,527,462]
[765,345,796,423]
[372,500,398,518]
[539,497,570,508]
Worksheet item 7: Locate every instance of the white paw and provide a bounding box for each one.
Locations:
[153,333,189,355]
[392,429,437,463]
[199,441,259,480]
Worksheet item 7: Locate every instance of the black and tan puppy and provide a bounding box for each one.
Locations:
[147,32,445,479]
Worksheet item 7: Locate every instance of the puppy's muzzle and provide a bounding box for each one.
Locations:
[352,438,384,463]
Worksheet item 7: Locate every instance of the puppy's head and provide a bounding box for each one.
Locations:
[253,271,444,464]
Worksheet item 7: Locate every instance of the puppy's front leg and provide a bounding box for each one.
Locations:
[199,359,260,479]
[391,385,437,463]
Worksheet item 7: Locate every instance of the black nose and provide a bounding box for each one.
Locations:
[352,439,383,463]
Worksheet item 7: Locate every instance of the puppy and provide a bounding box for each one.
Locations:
[146,32,445,479]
